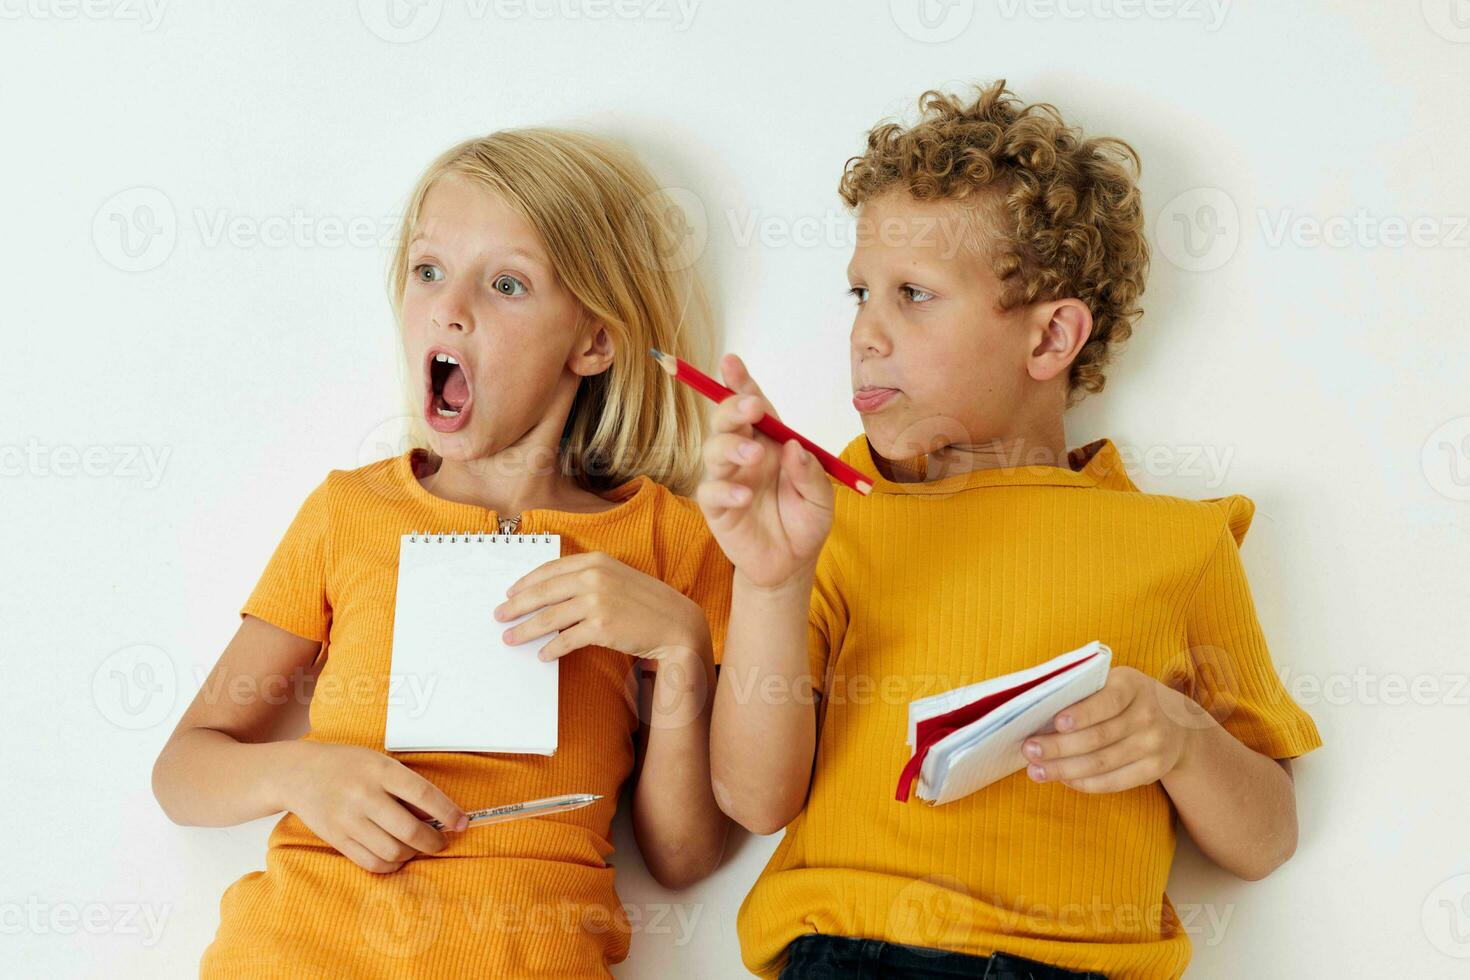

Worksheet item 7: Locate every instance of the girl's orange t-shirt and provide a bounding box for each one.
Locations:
[201,450,732,979]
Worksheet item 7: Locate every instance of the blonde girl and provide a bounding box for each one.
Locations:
[153,129,733,978]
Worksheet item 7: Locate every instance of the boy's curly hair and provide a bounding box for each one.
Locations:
[839,80,1149,405]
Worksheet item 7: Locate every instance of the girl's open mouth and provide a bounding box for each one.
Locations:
[425,347,473,433]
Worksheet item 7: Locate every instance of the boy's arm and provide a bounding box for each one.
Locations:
[1160,726,1299,880]
[710,570,819,835]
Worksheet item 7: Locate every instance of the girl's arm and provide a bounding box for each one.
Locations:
[495,552,732,889]
[152,615,468,873]
[151,615,322,827]
[629,643,729,890]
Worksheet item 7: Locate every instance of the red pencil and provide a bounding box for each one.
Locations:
[650,348,873,496]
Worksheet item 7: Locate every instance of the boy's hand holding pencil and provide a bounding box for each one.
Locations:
[685,353,837,591]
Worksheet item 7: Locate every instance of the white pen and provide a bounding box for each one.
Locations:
[425,793,603,830]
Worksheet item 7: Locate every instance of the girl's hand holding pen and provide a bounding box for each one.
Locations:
[696,354,834,591]
[279,742,468,874]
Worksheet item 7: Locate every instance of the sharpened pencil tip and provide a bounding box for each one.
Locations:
[648,347,664,360]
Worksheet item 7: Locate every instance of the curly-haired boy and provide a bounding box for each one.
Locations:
[698,81,1321,980]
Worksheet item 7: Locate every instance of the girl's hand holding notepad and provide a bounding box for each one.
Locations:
[279,742,468,874]
[494,551,711,664]
[1021,666,1212,794]
[696,354,835,591]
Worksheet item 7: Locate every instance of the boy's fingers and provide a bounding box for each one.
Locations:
[702,432,759,481]
[696,479,753,516]
[719,353,781,421]
[781,440,834,506]
[1054,679,1132,732]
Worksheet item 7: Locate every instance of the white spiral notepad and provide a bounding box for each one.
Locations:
[385,531,561,755]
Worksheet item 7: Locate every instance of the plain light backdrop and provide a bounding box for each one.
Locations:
[4,2,1467,976]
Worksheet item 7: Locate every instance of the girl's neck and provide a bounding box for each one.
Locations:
[416,449,616,516]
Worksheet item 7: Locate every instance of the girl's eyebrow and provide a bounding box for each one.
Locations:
[409,233,546,269]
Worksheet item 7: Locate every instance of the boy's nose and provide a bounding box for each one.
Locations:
[850,311,892,357]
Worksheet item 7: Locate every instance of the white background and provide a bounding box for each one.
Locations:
[4,2,1468,977]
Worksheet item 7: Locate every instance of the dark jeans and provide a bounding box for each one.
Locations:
[778,934,1108,980]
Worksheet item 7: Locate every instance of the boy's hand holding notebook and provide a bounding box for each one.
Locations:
[897,642,1113,805]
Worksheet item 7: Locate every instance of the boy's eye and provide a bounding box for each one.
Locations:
[847,286,869,305]
[492,274,527,297]
[903,285,934,303]
[414,263,444,283]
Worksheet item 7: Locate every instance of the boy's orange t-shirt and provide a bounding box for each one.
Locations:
[736,436,1323,980]
[201,449,732,979]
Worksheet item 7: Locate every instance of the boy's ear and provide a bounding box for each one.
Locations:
[568,321,616,378]
[1026,299,1093,385]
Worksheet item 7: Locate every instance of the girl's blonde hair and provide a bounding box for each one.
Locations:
[387,128,714,496]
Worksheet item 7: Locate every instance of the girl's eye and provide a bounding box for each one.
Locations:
[492,274,527,297]
[903,285,935,303]
[847,286,869,305]
[414,263,444,283]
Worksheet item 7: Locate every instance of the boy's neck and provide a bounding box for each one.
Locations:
[888,415,1072,483]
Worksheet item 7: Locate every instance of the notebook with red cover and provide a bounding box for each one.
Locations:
[896,641,1112,805]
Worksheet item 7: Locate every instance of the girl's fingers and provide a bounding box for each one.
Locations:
[351,815,415,865]
[1054,675,1133,732]
[495,571,581,623]
[369,797,446,855]
[505,552,600,598]
[381,764,466,832]
[501,596,587,646]
[338,837,403,874]
[537,622,598,662]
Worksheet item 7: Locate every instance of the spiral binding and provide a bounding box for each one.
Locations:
[405,530,554,544]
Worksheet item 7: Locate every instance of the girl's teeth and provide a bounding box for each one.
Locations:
[433,353,459,365]
[435,407,459,418]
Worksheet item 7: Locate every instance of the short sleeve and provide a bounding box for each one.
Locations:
[1183,496,1322,760]
[806,537,847,695]
[240,475,334,643]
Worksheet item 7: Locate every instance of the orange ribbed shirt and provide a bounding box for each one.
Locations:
[736,436,1323,980]
[201,449,732,979]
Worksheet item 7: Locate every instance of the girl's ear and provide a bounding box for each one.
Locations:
[1026,299,1093,385]
[568,322,615,378]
